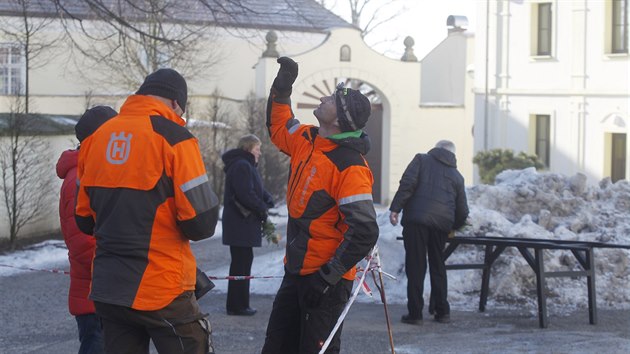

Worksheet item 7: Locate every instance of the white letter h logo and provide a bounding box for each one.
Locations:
[106,132,132,164]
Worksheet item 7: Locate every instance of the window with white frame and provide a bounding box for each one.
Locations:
[536,3,552,56]
[612,0,628,53]
[0,44,24,95]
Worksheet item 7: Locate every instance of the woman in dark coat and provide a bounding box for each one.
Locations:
[222,134,274,316]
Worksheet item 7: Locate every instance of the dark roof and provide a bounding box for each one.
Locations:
[0,113,79,136]
[0,0,353,33]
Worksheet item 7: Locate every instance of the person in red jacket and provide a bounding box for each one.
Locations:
[56,105,117,354]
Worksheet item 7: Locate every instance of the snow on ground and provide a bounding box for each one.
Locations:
[1,168,629,313]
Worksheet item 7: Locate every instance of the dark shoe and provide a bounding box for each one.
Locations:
[227,307,257,316]
[434,314,451,323]
[401,314,422,325]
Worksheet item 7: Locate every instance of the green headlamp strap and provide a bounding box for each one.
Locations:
[335,82,357,131]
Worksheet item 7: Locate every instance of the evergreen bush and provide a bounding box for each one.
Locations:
[473,149,545,184]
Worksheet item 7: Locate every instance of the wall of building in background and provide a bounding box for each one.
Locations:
[473,0,629,183]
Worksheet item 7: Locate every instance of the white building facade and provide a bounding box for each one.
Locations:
[0,1,475,239]
[473,0,629,183]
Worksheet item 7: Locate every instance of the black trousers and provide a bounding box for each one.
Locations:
[403,223,450,318]
[94,291,213,354]
[261,273,353,354]
[226,246,254,311]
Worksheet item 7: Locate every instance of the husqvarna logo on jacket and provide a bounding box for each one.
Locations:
[106,132,132,164]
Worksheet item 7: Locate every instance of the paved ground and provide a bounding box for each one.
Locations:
[1,233,629,353]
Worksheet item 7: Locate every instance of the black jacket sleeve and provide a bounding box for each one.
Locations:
[229,161,268,219]
[320,198,379,286]
[453,178,469,230]
[389,154,422,213]
[263,190,275,209]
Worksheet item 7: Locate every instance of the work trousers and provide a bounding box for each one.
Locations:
[226,246,254,312]
[261,273,353,354]
[94,291,213,354]
[403,223,450,318]
[75,313,105,354]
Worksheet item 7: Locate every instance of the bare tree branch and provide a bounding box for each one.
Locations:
[0,92,54,250]
[316,0,407,43]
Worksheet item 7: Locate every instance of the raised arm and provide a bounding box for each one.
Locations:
[266,57,307,156]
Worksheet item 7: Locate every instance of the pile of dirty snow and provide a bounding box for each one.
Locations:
[450,168,630,310]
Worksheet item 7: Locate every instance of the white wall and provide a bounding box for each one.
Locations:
[0,135,76,241]
[473,0,629,184]
[256,27,475,202]
[421,33,468,105]
[1,16,476,238]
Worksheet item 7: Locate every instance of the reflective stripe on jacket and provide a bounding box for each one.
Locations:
[266,93,379,283]
[76,95,219,311]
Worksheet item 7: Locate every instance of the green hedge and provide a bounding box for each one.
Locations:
[473,149,545,184]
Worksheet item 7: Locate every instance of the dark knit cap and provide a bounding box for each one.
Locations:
[136,68,188,113]
[335,87,371,132]
[75,106,117,142]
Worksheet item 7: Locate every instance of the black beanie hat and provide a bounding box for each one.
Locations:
[75,106,117,142]
[335,86,371,132]
[136,68,188,113]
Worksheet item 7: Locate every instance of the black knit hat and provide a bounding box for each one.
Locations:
[335,84,371,132]
[136,68,188,113]
[75,106,117,142]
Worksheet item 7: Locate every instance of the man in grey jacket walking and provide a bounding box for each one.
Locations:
[389,140,469,324]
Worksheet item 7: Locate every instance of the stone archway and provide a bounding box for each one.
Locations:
[255,27,422,204]
[294,76,385,203]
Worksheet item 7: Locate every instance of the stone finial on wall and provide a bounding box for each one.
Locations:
[262,30,279,58]
[400,36,418,62]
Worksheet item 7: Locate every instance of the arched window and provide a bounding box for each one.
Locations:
[340,45,351,62]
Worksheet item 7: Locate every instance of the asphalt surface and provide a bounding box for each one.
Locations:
[1,233,629,354]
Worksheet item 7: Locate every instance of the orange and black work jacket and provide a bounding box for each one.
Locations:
[267,92,379,285]
[76,95,220,311]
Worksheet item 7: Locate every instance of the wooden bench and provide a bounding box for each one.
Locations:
[397,235,630,328]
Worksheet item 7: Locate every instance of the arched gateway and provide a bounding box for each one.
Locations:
[255,27,424,204]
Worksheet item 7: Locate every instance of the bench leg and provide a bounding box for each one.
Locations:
[586,248,597,325]
[479,245,492,312]
[535,249,548,328]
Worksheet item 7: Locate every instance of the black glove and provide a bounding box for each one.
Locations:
[272,57,298,96]
[194,268,215,300]
[303,270,331,308]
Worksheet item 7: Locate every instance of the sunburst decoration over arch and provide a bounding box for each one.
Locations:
[296,77,381,110]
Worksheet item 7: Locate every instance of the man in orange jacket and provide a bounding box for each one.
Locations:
[261,57,379,354]
[75,69,220,354]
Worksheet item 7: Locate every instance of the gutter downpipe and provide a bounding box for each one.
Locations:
[484,0,490,150]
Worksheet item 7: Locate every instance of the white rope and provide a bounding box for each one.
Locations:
[318,246,378,354]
